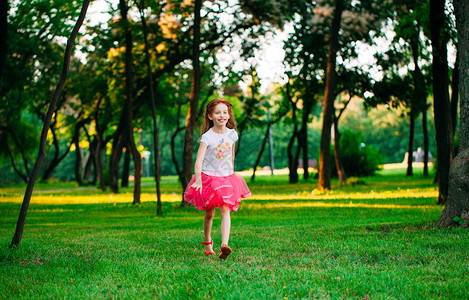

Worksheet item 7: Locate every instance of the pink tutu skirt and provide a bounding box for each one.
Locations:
[184,172,251,211]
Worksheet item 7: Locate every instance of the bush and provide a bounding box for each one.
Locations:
[331,129,382,177]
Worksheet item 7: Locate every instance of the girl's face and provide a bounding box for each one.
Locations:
[208,103,230,128]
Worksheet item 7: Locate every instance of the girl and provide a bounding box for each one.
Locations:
[184,98,251,259]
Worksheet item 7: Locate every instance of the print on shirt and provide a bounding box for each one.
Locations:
[214,138,232,160]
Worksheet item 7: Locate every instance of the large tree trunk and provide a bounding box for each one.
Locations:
[138,0,162,214]
[451,51,459,145]
[406,113,415,176]
[120,0,141,205]
[430,0,454,204]
[181,0,202,205]
[318,0,344,190]
[0,0,7,80]
[10,0,90,247]
[438,0,468,227]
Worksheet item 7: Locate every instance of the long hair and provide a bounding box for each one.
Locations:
[201,98,237,134]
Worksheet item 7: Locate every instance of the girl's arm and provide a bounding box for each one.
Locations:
[232,142,236,169]
[191,142,208,194]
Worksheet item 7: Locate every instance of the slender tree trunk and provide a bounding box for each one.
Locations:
[121,147,130,187]
[2,126,31,177]
[138,0,162,214]
[301,97,313,180]
[422,109,429,176]
[2,138,28,182]
[333,113,347,183]
[409,34,429,177]
[286,81,299,183]
[318,0,344,190]
[430,0,454,204]
[93,97,105,190]
[41,123,73,181]
[10,0,90,247]
[438,0,468,227]
[72,119,90,186]
[406,113,415,176]
[251,123,271,182]
[181,0,202,205]
[119,0,141,205]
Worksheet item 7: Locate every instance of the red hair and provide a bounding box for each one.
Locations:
[201,98,237,134]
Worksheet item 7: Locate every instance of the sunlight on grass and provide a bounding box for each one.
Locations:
[252,188,437,201]
[0,187,437,205]
[0,193,182,205]
[244,201,438,210]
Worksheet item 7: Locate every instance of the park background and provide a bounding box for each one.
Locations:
[1,0,468,298]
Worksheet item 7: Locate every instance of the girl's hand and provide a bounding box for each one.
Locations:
[191,180,202,194]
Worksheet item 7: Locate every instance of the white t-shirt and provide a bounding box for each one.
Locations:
[200,128,238,176]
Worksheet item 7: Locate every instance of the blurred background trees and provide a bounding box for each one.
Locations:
[0,0,459,201]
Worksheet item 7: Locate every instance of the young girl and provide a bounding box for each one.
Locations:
[184,98,251,259]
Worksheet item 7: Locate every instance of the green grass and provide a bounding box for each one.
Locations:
[1,167,468,299]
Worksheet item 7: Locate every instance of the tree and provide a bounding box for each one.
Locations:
[119,0,142,205]
[437,0,468,227]
[182,0,203,205]
[318,0,344,190]
[137,0,163,214]
[10,0,90,247]
[430,0,454,204]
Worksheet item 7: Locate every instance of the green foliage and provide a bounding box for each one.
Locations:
[1,171,467,298]
[331,129,382,177]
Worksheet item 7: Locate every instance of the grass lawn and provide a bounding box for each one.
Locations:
[0,166,468,299]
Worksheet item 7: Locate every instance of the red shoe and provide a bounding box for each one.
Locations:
[201,240,215,256]
[218,244,232,259]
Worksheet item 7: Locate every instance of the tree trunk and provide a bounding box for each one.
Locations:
[72,118,90,186]
[2,138,28,183]
[251,123,271,182]
[138,0,162,214]
[0,0,7,78]
[301,97,313,180]
[438,0,468,227]
[409,34,429,177]
[41,124,73,181]
[451,51,459,143]
[1,126,31,179]
[10,0,90,248]
[318,0,344,190]
[422,109,429,177]
[119,0,141,205]
[181,0,202,205]
[92,97,106,190]
[333,113,347,183]
[430,0,454,204]
[406,113,415,176]
[286,81,299,183]
[121,147,130,187]
[109,126,125,193]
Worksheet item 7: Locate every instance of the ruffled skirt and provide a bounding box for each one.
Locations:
[184,172,251,211]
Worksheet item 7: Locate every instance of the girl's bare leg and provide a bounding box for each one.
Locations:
[220,205,231,245]
[203,208,215,253]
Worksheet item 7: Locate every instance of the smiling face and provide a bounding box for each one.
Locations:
[208,103,230,128]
